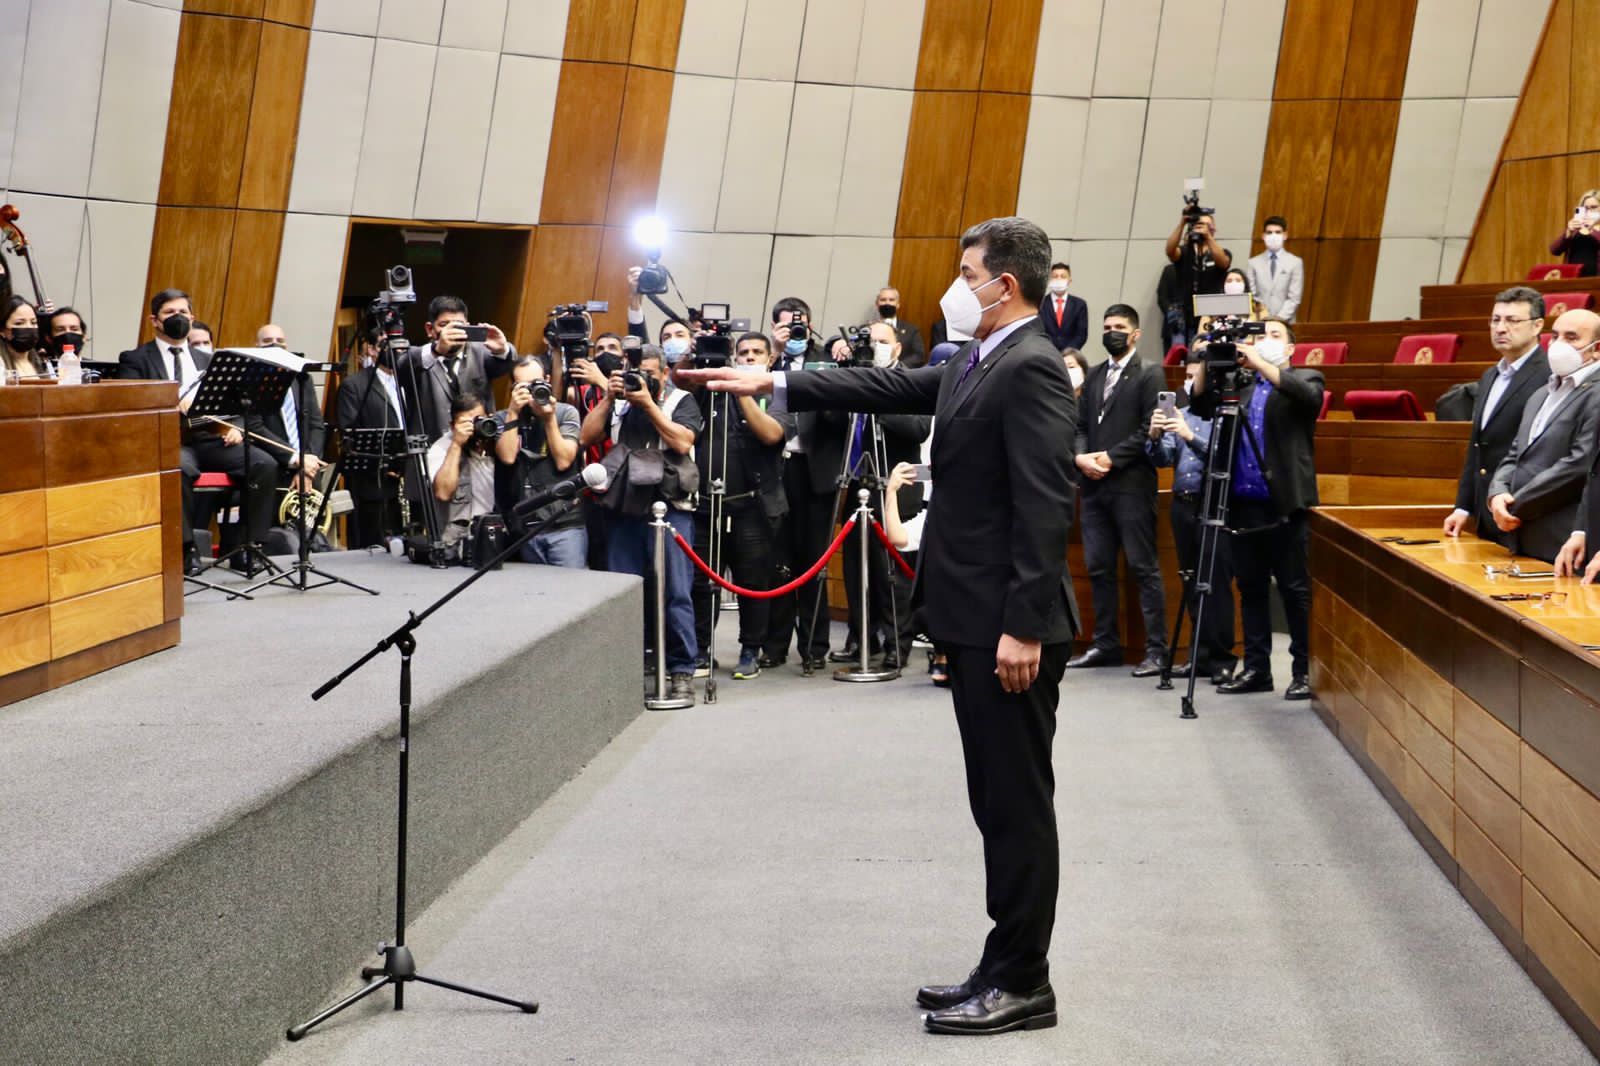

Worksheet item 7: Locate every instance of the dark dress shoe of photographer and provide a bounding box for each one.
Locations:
[669,673,695,702]
[1065,646,1121,669]
[1285,675,1312,701]
[1130,654,1164,678]
[917,968,986,1010]
[1218,668,1273,694]
[923,983,1057,1035]
[1210,661,1237,686]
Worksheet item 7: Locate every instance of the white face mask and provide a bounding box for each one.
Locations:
[1066,364,1084,390]
[193,344,213,356]
[1047,278,1069,296]
[1255,337,1289,366]
[872,341,895,368]
[1263,233,1285,253]
[1223,279,1246,296]
[939,275,1002,340]
[1547,339,1595,378]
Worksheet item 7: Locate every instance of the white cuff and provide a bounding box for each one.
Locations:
[770,371,788,413]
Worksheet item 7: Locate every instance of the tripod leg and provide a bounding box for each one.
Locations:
[286,975,391,1040]
[412,972,539,1012]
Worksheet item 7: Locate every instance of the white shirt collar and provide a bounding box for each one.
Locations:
[1108,349,1134,373]
[977,316,1033,360]
[1499,344,1538,375]
[1556,357,1600,390]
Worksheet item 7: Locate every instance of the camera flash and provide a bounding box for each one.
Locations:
[632,215,669,253]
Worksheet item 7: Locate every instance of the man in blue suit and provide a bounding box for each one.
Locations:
[1036,262,1087,352]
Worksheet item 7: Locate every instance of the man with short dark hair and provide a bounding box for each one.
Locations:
[1246,216,1304,321]
[495,355,585,567]
[429,394,498,554]
[1068,304,1167,676]
[1165,210,1232,337]
[875,285,927,368]
[44,306,88,362]
[1444,286,1549,544]
[397,294,515,443]
[1036,262,1087,352]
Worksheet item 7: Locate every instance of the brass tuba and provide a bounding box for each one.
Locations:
[279,476,335,535]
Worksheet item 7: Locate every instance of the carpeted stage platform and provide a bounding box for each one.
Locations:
[0,551,640,1066]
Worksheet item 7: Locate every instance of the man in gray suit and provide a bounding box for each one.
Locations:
[1246,216,1304,322]
[396,293,516,443]
[1488,308,1600,562]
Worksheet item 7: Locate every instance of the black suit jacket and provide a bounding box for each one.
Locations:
[395,341,514,442]
[1455,348,1549,543]
[256,374,326,464]
[785,317,1079,648]
[337,367,412,502]
[1190,365,1326,516]
[1074,352,1162,497]
[1037,294,1088,352]
[118,338,200,382]
[889,320,927,368]
[1489,378,1600,562]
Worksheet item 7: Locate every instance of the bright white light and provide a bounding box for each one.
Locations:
[632,215,669,253]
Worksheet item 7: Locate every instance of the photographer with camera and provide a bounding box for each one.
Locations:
[580,344,703,701]
[428,394,501,558]
[496,355,586,568]
[337,325,408,548]
[1187,316,1322,701]
[398,294,516,443]
[1166,204,1232,338]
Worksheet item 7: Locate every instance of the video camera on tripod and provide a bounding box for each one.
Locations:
[1191,292,1262,391]
[836,324,877,368]
[687,302,749,369]
[368,265,417,364]
[1182,177,1214,244]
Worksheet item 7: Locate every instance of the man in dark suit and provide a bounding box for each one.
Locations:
[875,286,927,368]
[681,216,1078,1037]
[337,330,409,548]
[118,288,277,570]
[1037,262,1087,352]
[1444,287,1550,546]
[1493,308,1600,565]
[1067,304,1167,676]
[1189,317,1325,700]
[253,323,328,493]
[394,294,515,444]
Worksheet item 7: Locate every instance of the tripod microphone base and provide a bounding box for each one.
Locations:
[833,666,900,683]
[645,695,694,711]
[1180,696,1198,720]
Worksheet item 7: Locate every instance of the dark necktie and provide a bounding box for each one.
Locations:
[442,354,460,395]
[168,346,183,385]
[956,345,982,387]
[1269,252,1277,279]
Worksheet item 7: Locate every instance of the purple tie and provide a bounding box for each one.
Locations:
[957,345,981,387]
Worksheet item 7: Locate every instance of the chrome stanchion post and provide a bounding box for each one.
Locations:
[836,488,898,683]
[645,501,694,710]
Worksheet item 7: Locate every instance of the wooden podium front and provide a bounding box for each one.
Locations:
[0,382,183,708]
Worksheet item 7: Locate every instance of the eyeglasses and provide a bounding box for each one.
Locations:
[1488,316,1531,326]
[1490,591,1567,604]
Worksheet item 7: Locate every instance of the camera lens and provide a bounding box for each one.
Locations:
[388,266,411,287]
[622,370,644,393]
[532,381,553,405]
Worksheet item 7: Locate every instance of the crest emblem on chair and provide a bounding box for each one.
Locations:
[1545,268,1564,280]
[1414,346,1433,364]
[1551,301,1568,315]
[1306,347,1325,365]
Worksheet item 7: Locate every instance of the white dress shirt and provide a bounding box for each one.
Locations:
[162,340,198,390]
[1530,356,1600,441]
[1479,344,1538,426]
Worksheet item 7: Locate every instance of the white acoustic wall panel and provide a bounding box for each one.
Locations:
[88,0,180,205]
[1065,239,1129,355]
[716,79,797,233]
[441,0,508,52]
[777,83,853,236]
[1121,238,1172,356]
[798,0,865,85]
[1201,98,1271,237]
[413,48,500,220]
[84,199,157,358]
[478,54,560,223]
[1073,98,1147,240]
[656,75,738,232]
[739,0,806,82]
[1212,0,1287,100]
[1440,237,1468,284]
[678,0,747,77]
[1370,237,1444,319]
[0,0,26,192]
[1466,0,1549,98]
[353,39,437,218]
[766,234,832,316]
[271,213,352,362]
[1048,239,1075,274]
[704,232,777,325]
[378,0,445,44]
[1015,96,1090,242]
[1091,0,1162,98]
[10,0,110,198]
[313,0,382,35]
[288,30,377,216]
[854,0,925,90]
[822,236,894,330]
[502,0,573,58]
[1131,99,1213,239]
[1403,0,1480,98]
[1445,97,1515,238]
[834,87,914,237]
[1032,0,1103,99]
[1382,98,1465,238]
[1150,0,1225,99]
[6,192,86,308]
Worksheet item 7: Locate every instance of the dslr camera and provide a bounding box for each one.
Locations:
[688,302,736,369]
[471,413,503,443]
[636,254,670,296]
[1181,179,1214,242]
[530,380,554,406]
[837,323,876,368]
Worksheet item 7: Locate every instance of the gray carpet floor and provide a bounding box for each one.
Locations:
[261,626,1597,1066]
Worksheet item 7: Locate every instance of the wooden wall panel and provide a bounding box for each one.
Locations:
[46,475,162,545]
[0,549,48,616]
[1504,157,1573,272]
[629,0,686,71]
[1524,813,1600,953]
[158,15,262,208]
[518,226,603,348]
[1257,101,1339,237]
[0,606,51,678]
[261,0,314,26]
[1571,0,1600,153]
[1302,239,1379,322]
[48,527,165,602]
[888,237,962,355]
[237,22,311,212]
[1456,806,1521,928]
[605,67,675,229]
[915,0,991,91]
[1340,0,1417,99]
[1525,884,1600,1029]
[1321,102,1401,238]
[960,94,1031,232]
[1522,744,1600,878]
[49,575,165,660]
[565,0,638,63]
[1273,0,1355,99]
[43,413,164,488]
[145,206,236,334]
[540,63,629,225]
[979,0,1045,94]
[219,210,287,343]
[0,490,46,554]
[896,92,981,238]
[1505,0,1571,162]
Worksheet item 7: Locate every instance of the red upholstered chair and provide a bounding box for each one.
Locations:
[1393,333,1459,364]
[1541,291,1595,317]
[1318,391,1333,420]
[1542,332,1553,348]
[1294,341,1347,367]
[1164,343,1188,367]
[192,471,241,555]
[1345,390,1425,420]
[1527,263,1582,281]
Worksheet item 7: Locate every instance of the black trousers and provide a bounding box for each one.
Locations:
[348,495,402,549]
[187,434,279,546]
[945,640,1070,993]
[1081,487,1167,657]
[768,454,835,661]
[1230,502,1310,677]
[692,505,785,655]
[1169,495,1236,670]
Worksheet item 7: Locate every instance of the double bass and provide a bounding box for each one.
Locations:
[0,203,49,309]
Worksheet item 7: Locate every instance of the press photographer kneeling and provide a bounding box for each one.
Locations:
[429,394,502,561]
[1187,316,1322,701]
[496,355,586,568]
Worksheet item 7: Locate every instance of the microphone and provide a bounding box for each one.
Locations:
[509,462,611,521]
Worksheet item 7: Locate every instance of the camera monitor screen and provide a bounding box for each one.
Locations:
[1192,292,1252,318]
[700,303,730,323]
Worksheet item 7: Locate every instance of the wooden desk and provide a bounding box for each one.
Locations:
[1310,506,1600,1055]
[1164,363,1488,414]
[1296,317,1497,363]
[1420,276,1600,318]
[0,382,183,708]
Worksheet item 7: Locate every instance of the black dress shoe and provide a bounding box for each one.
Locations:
[1285,675,1312,700]
[1218,668,1273,694]
[1130,655,1164,678]
[1066,647,1121,669]
[916,968,985,1010]
[183,546,202,577]
[828,642,861,663]
[1210,661,1237,686]
[924,983,1057,1035]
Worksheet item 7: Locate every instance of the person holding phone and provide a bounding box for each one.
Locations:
[883,461,949,685]
[396,293,516,445]
[1551,190,1600,277]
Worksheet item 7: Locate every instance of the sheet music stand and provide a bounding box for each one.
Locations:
[190,349,297,583]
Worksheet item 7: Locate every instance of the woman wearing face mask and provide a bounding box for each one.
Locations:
[1552,190,1600,277]
[1061,348,1086,396]
[1,295,50,380]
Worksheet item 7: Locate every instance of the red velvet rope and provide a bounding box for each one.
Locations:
[869,519,917,579]
[671,518,857,600]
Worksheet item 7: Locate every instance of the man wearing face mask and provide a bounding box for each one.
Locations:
[45,306,89,364]
[677,216,1079,1037]
[253,323,328,496]
[1444,287,1550,545]
[1246,216,1303,321]
[1068,306,1167,677]
[1036,263,1087,352]
[187,321,215,356]
[1491,308,1600,566]
[875,286,927,368]
[1187,317,1323,700]
[338,326,409,548]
